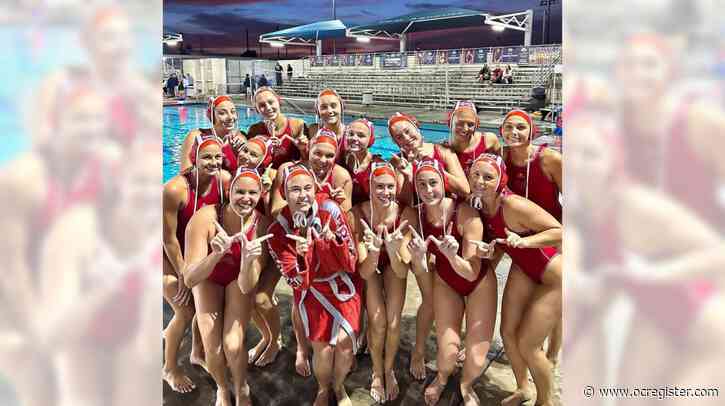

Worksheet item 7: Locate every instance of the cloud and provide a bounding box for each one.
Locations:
[166,0,279,6]
[172,12,291,35]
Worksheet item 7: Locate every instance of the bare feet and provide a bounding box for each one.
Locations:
[410,351,426,381]
[423,375,446,406]
[334,385,353,406]
[295,348,312,377]
[385,369,399,402]
[461,385,481,406]
[501,387,533,406]
[189,349,208,372]
[236,383,251,406]
[255,339,281,367]
[163,368,196,393]
[215,387,232,406]
[248,339,268,365]
[312,389,330,406]
[369,373,385,403]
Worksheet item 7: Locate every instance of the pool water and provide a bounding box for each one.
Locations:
[163,104,454,182]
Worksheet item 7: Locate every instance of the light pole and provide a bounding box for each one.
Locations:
[539,0,558,44]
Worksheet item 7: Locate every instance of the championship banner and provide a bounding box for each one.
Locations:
[499,46,521,63]
[311,56,324,66]
[437,50,448,65]
[330,55,341,66]
[343,54,356,66]
[447,49,461,64]
[323,55,333,66]
[417,51,435,65]
[357,53,374,66]
[517,47,529,64]
[473,48,488,64]
[380,52,407,69]
[463,48,476,64]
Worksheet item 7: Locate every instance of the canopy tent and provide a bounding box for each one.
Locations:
[259,19,347,47]
[347,7,532,49]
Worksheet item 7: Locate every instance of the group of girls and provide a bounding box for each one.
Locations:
[162,86,562,406]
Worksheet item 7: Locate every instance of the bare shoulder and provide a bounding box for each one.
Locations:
[457,202,481,224]
[0,153,47,211]
[163,175,188,201]
[334,164,352,181]
[183,128,202,142]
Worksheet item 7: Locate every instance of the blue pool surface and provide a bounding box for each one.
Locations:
[163,104,453,182]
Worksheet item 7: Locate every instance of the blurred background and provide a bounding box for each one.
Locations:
[0,1,161,406]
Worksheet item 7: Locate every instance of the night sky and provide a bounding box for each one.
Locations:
[163,0,562,57]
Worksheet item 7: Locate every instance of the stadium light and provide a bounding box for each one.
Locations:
[356,36,371,43]
[491,24,506,32]
[269,41,285,48]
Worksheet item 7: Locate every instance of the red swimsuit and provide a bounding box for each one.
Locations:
[484,191,559,283]
[505,145,562,222]
[456,135,498,173]
[347,155,385,206]
[360,208,403,272]
[254,119,301,168]
[420,204,487,296]
[175,170,222,254]
[206,208,260,286]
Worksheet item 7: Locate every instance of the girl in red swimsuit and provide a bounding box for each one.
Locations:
[400,159,497,405]
[267,164,360,406]
[270,128,353,215]
[352,162,409,402]
[387,112,470,205]
[179,95,247,173]
[469,154,562,406]
[234,135,283,367]
[308,88,346,153]
[499,108,563,363]
[162,134,230,392]
[447,101,501,172]
[342,118,387,206]
[183,168,273,406]
[246,87,307,166]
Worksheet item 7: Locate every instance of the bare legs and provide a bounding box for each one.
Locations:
[311,328,355,406]
[412,270,434,381]
[501,259,562,406]
[365,268,407,402]
[162,257,197,393]
[248,270,281,367]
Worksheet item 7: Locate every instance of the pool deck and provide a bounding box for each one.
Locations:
[163,95,556,132]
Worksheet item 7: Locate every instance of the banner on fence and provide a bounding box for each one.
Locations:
[447,49,461,64]
[473,48,488,64]
[380,52,407,69]
[357,53,374,66]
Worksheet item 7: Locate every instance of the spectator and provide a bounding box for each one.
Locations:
[184,73,194,98]
[243,74,251,95]
[165,73,179,98]
[287,64,293,80]
[477,64,490,83]
[177,75,184,98]
[492,65,503,84]
[504,65,514,84]
[258,74,269,87]
[275,63,283,86]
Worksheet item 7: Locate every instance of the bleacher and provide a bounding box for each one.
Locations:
[274,64,545,113]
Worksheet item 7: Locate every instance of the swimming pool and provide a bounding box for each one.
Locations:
[163,104,453,182]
